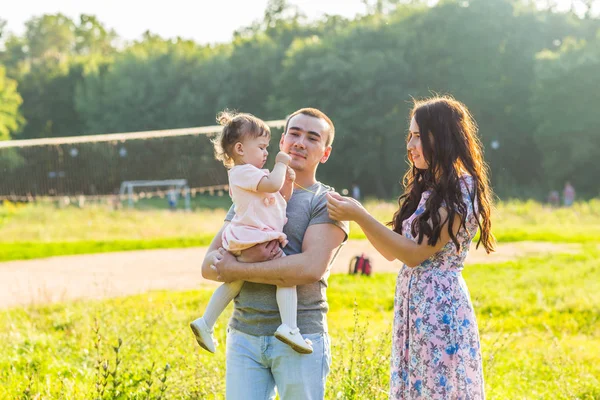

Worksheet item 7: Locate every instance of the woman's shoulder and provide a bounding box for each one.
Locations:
[458,174,475,196]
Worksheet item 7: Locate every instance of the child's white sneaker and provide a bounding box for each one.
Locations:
[274,323,313,354]
[190,317,216,353]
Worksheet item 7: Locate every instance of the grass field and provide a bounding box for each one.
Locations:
[1,198,600,262]
[1,250,599,399]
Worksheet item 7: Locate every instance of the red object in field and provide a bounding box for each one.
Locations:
[348,253,372,276]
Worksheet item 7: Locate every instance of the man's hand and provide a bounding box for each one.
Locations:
[213,249,238,282]
[237,240,281,263]
[275,151,292,166]
[202,249,224,281]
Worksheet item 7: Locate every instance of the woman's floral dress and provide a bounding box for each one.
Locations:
[390,176,485,399]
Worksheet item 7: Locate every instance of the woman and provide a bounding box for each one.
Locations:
[327,96,495,399]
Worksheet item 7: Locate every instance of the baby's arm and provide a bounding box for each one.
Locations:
[256,152,291,193]
[280,166,295,202]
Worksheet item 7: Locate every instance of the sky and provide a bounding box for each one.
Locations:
[3,0,585,45]
[2,0,367,45]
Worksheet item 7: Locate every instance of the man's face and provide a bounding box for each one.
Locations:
[279,114,332,173]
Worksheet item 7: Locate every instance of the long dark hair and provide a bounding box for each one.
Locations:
[390,96,495,253]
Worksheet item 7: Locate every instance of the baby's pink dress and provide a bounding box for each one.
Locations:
[222,164,288,254]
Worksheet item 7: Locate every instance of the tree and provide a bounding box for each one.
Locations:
[74,14,117,56]
[24,13,76,61]
[2,14,117,139]
[75,34,214,133]
[270,12,418,197]
[531,35,600,196]
[0,65,23,140]
[14,57,90,139]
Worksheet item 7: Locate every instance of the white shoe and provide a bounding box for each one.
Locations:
[274,324,313,354]
[190,317,216,353]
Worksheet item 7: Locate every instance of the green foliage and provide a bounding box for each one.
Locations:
[76,34,212,133]
[0,65,23,140]
[1,13,116,140]
[13,58,88,139]
[2,2,600,197]
[531,34,600,196]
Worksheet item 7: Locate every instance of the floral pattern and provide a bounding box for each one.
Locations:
[390,176,485,399]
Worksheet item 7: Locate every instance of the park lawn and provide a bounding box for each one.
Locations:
[1,250,599,399]
[0,237,216,262]
[1,199,599,262]
[348,199,600,243]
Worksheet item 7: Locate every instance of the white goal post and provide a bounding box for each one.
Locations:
[120,179,191,210]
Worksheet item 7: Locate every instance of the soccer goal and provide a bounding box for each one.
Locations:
[120,179,191,210]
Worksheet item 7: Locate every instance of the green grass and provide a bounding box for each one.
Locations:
[348,199,600,243]
[0,237,216,262]
[1,251,599,399]
[1,199,599,262]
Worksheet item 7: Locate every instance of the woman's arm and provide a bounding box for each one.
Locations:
[354,208,460,267]
[327,193,460,268]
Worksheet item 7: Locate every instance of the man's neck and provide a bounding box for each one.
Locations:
[294,173,317,189]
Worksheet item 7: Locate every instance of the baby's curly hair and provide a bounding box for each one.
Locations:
[212,111,271,168]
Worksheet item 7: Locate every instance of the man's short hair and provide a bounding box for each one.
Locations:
[284,108,335,147]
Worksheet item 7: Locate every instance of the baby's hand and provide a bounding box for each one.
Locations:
[275,151,292,166]
[285,166,296,183]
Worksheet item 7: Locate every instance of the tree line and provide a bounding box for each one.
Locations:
[0,0,599,199]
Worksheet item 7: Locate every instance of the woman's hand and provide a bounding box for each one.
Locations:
[326,192,368,222]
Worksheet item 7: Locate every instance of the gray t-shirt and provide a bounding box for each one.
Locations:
[224,182,349,336]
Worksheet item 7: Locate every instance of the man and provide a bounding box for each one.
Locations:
[201,108,348,399]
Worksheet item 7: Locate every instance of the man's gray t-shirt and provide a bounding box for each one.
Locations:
[224,182,349,336]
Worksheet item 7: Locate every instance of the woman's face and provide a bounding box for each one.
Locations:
[407,117,428,170]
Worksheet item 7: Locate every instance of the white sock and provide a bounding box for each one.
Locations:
[276,286,298,330]
[203,280,244,328]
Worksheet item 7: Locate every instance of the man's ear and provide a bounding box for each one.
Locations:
[320,145,332,163]
[233,142,244,156]
[279,132,286,150]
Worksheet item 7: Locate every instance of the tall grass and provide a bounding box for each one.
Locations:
[1,251,599,399]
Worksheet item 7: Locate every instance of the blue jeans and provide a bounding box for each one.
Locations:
[225,327,331,400]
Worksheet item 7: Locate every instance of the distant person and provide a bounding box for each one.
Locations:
[351,182,361,201]
[327,96,495,399]
[563,181,575,207]
[111,189,121,210]
[548,190,560,207]
[167,188,177,210]
[190,111,314,355]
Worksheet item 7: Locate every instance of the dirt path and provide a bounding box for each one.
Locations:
[0,240,578,310]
